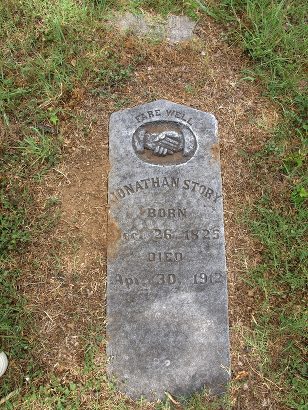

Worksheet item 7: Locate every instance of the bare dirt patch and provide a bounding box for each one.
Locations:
[18,16,286,409]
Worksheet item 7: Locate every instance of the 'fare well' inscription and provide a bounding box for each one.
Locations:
[107,100,230,401]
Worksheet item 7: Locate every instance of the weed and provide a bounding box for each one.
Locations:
[18,129,60,167]
[181,388,232,409]
[0,0,143,403]
[125,0,201,18]
[0,179,31,257]
[203,0,308,407]
[0,269,31,397]
[0,1,137,126]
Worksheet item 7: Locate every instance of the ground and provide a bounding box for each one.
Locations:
[1,2,306,409]
[22,19,281,409]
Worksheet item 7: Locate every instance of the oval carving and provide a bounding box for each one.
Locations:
[132,120,197,165]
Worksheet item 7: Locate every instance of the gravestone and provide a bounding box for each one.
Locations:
[107,100,230,400]
[115,12,197,44]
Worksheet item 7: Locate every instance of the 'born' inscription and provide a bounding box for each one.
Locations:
[147,208,187,218]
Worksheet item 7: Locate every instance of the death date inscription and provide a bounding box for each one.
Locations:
[114,272,224,290]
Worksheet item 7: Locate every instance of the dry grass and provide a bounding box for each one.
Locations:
[6,15,288,409]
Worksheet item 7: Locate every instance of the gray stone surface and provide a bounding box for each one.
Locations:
[166,15,196,43]
[114,12,196,43]
[107,100,230,401]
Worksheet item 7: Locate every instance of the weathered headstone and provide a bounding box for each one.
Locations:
[115,12,197,44]
[107,100,230,400]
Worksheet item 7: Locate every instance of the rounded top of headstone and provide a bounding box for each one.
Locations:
[109,99,218,170]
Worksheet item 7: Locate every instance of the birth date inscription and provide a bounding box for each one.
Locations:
[122,226,221,241]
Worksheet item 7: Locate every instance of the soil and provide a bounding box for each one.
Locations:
[17,15,286,409]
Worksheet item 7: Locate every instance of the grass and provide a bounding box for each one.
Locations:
[0,0,137,405]
[126,0,201,18]
[0,0,137,127]
[202,0,307,408]
[0,0,307,408]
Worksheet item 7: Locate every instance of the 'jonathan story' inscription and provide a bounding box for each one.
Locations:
[107,100,230,401]
[110,176,222,203]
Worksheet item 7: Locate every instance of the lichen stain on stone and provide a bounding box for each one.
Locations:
[211,143,220,161]
[107,215,122,260]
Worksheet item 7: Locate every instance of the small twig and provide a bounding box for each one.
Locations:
[43,311,54,322]
[165,391,180,405]
[246,359,283,390]
[38,83,63,108]
[53,168,71,184]
[0,389,20,405]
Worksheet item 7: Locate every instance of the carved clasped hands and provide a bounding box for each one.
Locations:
[135,129,184,157]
